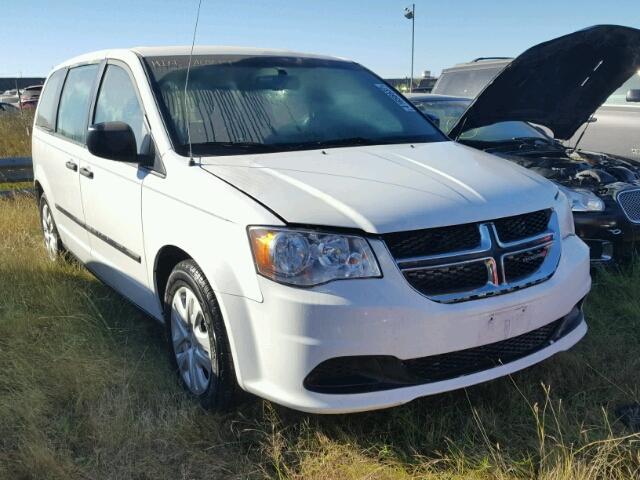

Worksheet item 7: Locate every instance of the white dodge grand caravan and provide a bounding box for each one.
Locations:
[32,47,591,413]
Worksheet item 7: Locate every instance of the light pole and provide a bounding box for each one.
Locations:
[404,4,415,93]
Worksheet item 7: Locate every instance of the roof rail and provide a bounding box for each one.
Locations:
[472,57,512,62]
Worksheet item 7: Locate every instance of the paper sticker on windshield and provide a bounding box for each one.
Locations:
[374,84,415,112]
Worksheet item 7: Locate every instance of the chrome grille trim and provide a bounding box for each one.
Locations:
[396,225,493,268]
[493,228,555,249]
[390,210,561,304]
[617,188,640,224]
[500,241,555,283]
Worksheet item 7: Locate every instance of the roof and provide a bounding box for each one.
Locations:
[53,46,346,71]
[132,45,342,60]
[442,58,512,73]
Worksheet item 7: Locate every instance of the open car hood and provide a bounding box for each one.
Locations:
[449,25,640,140]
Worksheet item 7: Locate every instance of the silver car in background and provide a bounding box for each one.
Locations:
[571,71,640,160]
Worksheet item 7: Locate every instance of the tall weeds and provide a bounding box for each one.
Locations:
[0,111,33,158]
[0,196,638,479]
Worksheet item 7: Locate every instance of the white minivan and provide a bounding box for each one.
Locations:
[32,47,591,413]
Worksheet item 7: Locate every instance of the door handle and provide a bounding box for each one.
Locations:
[79,167,94,179]
[65,160,78,172]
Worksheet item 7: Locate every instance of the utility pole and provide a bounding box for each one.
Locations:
[404,4,415,93]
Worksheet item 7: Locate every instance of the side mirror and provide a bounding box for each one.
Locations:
[626,89,640,103]
[87,122,137,162]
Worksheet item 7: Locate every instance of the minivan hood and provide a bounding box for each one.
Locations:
[449,25,640,140]
[200,142,557,234]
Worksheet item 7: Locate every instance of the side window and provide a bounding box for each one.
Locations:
[604,71,640,106]
[94,65,148,154]
[57,64,99,143]
[35,69,66,130]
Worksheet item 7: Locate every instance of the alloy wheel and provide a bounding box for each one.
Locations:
[41,203,58,261]
[170,286,214,395]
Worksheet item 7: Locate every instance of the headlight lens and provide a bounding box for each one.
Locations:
[248,227,382,286]
[555,189,576,239]
[559,186,605,212]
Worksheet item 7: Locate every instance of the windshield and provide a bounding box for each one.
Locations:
[143,55,446,155]
[412,99,471,134]
[459,121,556,148]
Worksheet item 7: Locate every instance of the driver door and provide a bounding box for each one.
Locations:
[79,61,156,313]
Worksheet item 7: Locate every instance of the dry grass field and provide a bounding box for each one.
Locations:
[0,116,639,479]
[0,111,32,159]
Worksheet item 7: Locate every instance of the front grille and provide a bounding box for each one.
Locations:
[384,209,558,303]
[494,209,552,243]
[503,246,549,282]
[617,189,640,223]
[404,261,489,295]
[383,223,480,258]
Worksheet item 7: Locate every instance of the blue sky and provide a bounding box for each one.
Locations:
[2,0,639,78]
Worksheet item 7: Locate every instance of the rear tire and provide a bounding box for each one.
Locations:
[164,259,238,411]
[39,194,65,261]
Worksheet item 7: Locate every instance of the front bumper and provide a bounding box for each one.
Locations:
[218,234,591,414]
[573,210,640,263]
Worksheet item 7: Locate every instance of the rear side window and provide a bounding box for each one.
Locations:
[35,69,66,130]
[604,71,640,106]
[433,67,503,97]
[94,65,148,154]
[56,64,99,143]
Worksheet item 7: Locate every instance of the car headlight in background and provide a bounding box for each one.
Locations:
[248,227,382,286]
[559,186,605,212]
[555,189,576,239]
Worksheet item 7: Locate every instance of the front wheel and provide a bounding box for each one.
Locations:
[39,195,65,261]
[164,260,238,410]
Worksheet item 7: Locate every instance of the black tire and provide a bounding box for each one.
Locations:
[164,259,238,411]
[39,194,66,261]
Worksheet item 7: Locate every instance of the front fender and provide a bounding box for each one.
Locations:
[141,157,284,306]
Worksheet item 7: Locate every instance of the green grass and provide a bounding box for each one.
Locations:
[1,195,639,479]
[0,181,33,191]
[0,112,33,158]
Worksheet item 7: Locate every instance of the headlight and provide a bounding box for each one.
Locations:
[559,186,605,212]
[248,227,382,286]
[555,190,575,239]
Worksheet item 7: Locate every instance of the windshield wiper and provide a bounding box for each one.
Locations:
[187,138,378,153]
[186,141,282,155]
[186,135,435,155]
[284,137,378,149]
[282,135,433,150]
[475,136,564,153]
[510,136,559,147]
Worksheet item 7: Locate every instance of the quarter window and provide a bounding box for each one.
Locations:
[56,64,99,143]
[94,65,148,154]
[604,70,640,106]
[35,69,66,130]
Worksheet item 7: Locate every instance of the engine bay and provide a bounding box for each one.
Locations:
[498,148,640,199]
